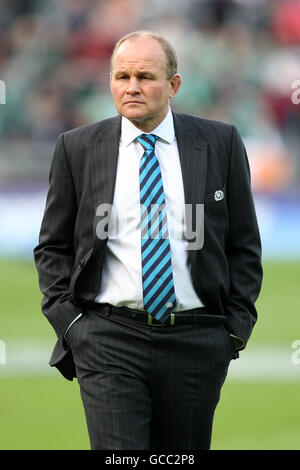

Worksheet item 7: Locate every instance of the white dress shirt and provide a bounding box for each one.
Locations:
[94,107,204,311]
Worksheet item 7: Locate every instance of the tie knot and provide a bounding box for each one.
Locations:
[137,134,158,151]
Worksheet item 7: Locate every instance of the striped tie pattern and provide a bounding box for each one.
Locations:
[137,133,177,323]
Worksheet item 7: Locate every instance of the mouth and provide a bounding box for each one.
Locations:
[124,101,144,105]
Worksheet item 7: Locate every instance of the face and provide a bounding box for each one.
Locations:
[110,36,182,132]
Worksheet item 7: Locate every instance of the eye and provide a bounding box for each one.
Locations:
[115,73,129,80]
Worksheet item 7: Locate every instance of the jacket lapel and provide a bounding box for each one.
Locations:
[90,112,207,210]
[90,115,121,250]
[173,113,207,254]
[173,112,207,205]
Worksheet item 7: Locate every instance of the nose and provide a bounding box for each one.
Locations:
[126,77,141,95]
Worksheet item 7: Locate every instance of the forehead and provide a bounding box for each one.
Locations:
[112,36,167,71]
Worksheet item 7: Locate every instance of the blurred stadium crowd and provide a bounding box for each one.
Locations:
[0,0,300,193]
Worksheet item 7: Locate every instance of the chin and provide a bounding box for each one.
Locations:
[121,106,146,120]
[125,113,145,122]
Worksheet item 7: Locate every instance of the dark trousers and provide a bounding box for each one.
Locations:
[68,308,234,450]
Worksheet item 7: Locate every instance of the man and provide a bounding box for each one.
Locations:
[34,31,262,450]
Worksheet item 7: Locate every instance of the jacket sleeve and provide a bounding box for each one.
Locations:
[34,133,82,340]
[225,125,263,348]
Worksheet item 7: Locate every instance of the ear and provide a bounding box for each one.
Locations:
[168,74,182,99]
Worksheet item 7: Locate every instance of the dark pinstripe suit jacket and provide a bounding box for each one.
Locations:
[34,112,263,380]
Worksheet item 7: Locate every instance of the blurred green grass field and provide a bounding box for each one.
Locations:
[0,258,300,450]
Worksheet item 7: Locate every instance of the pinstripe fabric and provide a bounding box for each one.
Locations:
[69,308,234,450]
[137,134,176,323]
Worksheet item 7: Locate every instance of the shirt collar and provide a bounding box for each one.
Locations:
[120,107,175,147]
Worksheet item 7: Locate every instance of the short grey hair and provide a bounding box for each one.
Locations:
[110,30,178,80]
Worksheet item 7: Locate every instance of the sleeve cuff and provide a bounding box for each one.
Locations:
[229,333,245,351]
[63,312,83,346]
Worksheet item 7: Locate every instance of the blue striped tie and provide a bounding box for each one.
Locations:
[137,133,177,323]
